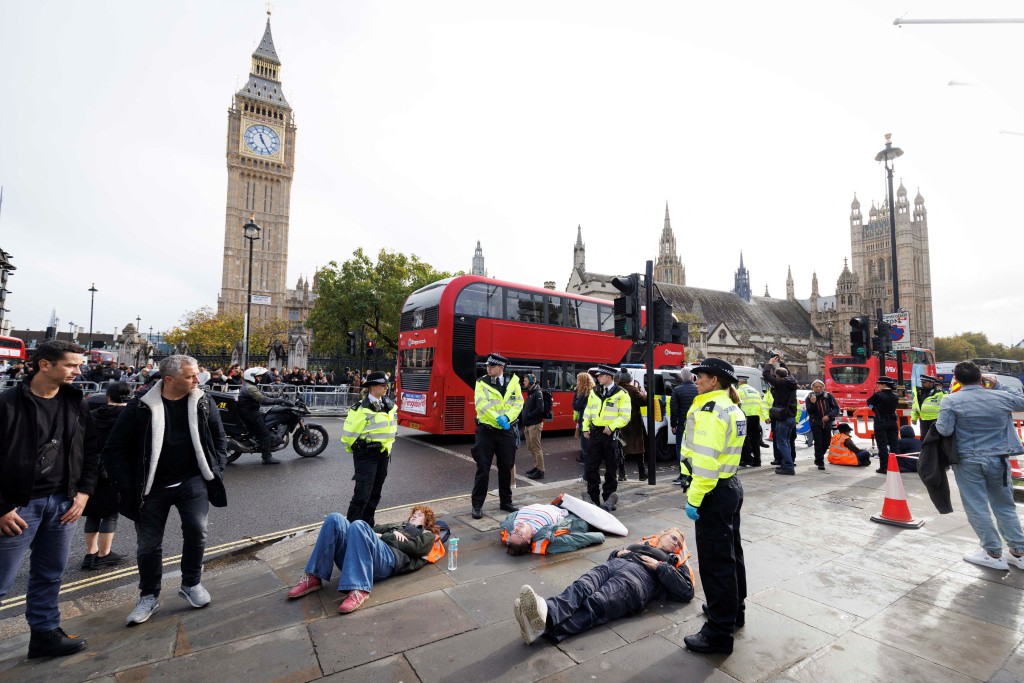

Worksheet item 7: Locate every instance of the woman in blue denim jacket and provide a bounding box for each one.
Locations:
[935,361,1024,570]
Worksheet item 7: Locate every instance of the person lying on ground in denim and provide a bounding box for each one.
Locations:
[514,527,693,645]
[500,498,606,556]
[286,505,439,614]
[935,361,1024,571]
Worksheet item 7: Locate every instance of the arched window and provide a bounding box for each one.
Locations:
[719,329,727,342]
[878,258,885,281]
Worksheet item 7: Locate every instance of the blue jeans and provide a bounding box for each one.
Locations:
[774,417,795,469]
[952,454,1024,556]
[0,494,75,632]
[135,474,210,597]
[305,514,395,592]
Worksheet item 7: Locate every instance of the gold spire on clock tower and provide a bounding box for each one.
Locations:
[218,14,296,322]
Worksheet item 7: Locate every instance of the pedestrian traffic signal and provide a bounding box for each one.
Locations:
[366,339,375,358]
[875,319,893,354]
[611,273,641,341]
[849,316,871,359]
[650,298,674,344]
[346,331,356,356]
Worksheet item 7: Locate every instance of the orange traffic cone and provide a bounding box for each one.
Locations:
[1010,456,1023,480]
[870,453,925,529]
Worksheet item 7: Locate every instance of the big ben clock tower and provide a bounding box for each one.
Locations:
[218,12,296,321]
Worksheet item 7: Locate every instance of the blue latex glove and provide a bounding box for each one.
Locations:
[497,415,511,430]
[685,503,700,521]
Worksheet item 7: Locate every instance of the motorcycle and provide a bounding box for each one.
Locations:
[210,391,330,463]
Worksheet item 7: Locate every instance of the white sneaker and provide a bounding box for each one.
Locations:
[179,583,211,608]
[1006,553,1024,570]
[518,585,547,645]
[126,595,159,626]
[963,548,1009,570]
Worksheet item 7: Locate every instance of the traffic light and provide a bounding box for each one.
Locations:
[650,299,674,344]
[611,273,641,341]
[875,318,893,354]
[849,316,871,359]
[366,339,375,358]
[346,331,356,356]
[670,321,689,346]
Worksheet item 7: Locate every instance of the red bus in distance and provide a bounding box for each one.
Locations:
[824,348,936,413]
[0,336,26,362]
[395,275,685,435]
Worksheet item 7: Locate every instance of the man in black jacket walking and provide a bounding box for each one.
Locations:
[103,355,228,627]
[521,373,546,480]
[805,379,840,470]
[670,373,698,486]
[0,340,100,658]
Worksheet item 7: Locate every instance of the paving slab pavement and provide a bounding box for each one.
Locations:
[2,454,1024,682]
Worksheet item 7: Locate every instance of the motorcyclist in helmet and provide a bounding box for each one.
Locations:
[238,367,290,465]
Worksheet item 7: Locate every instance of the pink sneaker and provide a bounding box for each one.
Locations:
[338,589,370,614]
[287,574,322,599]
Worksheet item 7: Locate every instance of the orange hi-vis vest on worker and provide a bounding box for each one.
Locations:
[827,432,859,466]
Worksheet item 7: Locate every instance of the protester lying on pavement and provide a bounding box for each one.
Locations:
[499,495,614,556]
[513,527,694,644]
[286,506,443,614]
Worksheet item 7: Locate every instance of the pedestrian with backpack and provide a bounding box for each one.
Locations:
[521,374,546,480]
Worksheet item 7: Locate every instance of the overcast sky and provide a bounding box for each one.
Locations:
[1,1,1022,344]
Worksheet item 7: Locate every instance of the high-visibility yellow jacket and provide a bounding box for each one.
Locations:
[684,390,747,507]
[912,386,944,422]
[474,374,523,429]
[738,384,762,418]
[582,384,631,432]
[760,389,773,422]
[341,397,398,454]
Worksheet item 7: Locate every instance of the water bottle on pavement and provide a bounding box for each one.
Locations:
[447,538,459,571]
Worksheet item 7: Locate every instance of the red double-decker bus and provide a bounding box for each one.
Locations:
[0,335,26,362]
[396,275,685,435]
[825,348,936,413]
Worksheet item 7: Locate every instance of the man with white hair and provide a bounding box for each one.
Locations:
[804,379,840,470]
[103,355,228,626]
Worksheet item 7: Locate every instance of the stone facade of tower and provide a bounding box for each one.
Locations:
[471,240,487,276]
[654,203,684,285]
[218,16,297,323]
[805,187,933,353]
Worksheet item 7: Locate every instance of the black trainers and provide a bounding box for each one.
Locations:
[28,627,87,659]
[601,493,619,512]
[262,456,282,465]
[499,503,519,513]
[471,506,483,519]
[684,631,733,654]
[524,467,538,477]
[526,470,545,480]
[95,551,125,567]
[80,553,97,570]
[774,467,795,475]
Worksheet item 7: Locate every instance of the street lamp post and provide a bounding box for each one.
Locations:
[242,215,262,369]
[874,133,905,388]
[88,283,98,350]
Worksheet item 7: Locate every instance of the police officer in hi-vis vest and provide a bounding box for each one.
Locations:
[681,358,748,655]
[912,374,944,439]
[736,375,763,467]
[471,354,523,519]
[581,365,631,511]
[341,371,398,526]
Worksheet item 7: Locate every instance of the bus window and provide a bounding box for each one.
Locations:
[543,363,562,390]
[455,283,503,318]
[399,347,434,369]
[598,304,614,333]
[829,366,870,385]
[546,295,564,326]
[573,301,599,330]
[507,289,543,324]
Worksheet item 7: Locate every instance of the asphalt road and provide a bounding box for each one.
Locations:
[0,420,683,617]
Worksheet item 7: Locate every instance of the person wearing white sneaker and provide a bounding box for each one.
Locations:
[513,528,693,645]
[935,362,1024,572]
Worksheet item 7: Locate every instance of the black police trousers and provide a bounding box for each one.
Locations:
[740,419,761,465]
[695,475,746,643]
[347,446,390,526]
[471,425,516,508]
[585,430,618,506]
[873,421,899,466]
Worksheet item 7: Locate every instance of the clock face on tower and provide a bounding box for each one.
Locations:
[244,124,281,156]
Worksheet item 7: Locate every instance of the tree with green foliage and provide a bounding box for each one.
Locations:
[933,331,1024,362]
[306,248,459,355]
[164,307,288,357]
